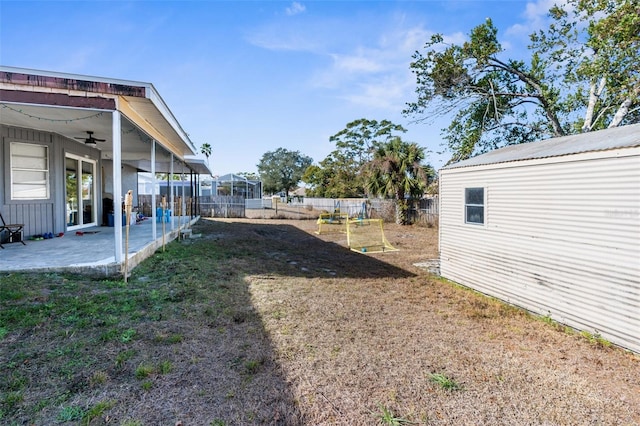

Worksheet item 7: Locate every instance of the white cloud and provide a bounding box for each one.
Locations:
[246,26,321,51]
[339,74,415,110]
[248,14,465,113]
[285,2,306,16]
[330,52,384,73]
[397,27,433,52]
[506,0,562,37]
[442,32,467,46]
[311,25,440,111]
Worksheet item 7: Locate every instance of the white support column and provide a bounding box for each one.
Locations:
[151,139,157,241]
[170,154,174,229]
[181,162,186,223]
[112,109,123,263]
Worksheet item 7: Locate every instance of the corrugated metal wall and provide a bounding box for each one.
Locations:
[440,148,640,353]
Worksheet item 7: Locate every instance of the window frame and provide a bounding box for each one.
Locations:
[65,153,98,229]
[464,186,485,225]
[10,142,50,201]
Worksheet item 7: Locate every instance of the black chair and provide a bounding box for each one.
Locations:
[0,211,26,249]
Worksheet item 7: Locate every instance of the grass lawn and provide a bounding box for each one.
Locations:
[1,218,639,425]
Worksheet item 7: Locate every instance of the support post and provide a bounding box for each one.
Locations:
[170,154,174,230]
[151,139,157,241]
[112,109,123,263]
[124,190,133,282]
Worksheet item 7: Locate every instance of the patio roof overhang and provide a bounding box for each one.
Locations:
[0,66,212,176]
[1,66,212,269]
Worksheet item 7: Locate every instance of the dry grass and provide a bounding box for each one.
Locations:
[1,217,639,425]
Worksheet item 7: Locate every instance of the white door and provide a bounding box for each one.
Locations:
[65,154,97,229]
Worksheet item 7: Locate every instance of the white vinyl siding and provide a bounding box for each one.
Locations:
[11,142,50,200]
[440,147,640,353]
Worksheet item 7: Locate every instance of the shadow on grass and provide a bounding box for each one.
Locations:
[0,219,415,424]
[0,230,298,424]
[190,219,415,279]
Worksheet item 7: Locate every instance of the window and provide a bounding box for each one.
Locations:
[11,142,49,200]
[465,187,484,224]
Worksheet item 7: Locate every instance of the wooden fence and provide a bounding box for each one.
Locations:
[137,195,196,218]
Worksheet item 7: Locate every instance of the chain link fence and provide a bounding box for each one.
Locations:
[243,197,439,225]
[138,195,438,225]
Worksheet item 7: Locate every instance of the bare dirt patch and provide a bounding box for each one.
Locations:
[1,217,638,425]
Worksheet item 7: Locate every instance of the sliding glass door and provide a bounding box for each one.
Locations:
[65,154,96,229]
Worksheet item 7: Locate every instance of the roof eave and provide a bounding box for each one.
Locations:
[1,65,198,157]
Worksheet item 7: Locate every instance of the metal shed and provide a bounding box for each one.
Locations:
[439,124,640,353]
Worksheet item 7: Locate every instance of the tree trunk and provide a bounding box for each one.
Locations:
[395,199,409,225]
[583,76,607,132]
[491,58,565,137]
[608,86,639,128]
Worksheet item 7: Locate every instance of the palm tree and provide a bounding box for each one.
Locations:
[364,137,429,225]
[200,143,212,163]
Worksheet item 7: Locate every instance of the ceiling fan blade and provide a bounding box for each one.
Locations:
[74,131,106,144]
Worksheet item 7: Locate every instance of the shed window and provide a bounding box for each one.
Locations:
[465,187,484,224]
[11,142,50,200]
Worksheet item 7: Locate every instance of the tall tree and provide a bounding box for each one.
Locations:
[302,149,362,198]
[257,148,313,197]
[405,2,639,163]
[404,19,564,163]
[364,137,431,225]
[303,119,408,197]
[200,143,212,163]
[329,118,408,165]
[530,0,640,132]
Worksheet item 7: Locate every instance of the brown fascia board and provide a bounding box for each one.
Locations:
[0,89,116,109]
[0,71,146,97]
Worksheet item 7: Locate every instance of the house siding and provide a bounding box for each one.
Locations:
[103,161,139,202]
[439,147,640,353]
[1,126,55,237]
[1,125,102,237]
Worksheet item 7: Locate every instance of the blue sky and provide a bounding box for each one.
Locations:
[0,0,556,176]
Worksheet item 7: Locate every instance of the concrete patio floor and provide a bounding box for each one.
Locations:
[0,215,199,277]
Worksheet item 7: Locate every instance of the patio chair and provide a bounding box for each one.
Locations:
[0,211,26,249]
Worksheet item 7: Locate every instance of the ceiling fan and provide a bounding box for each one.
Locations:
[75,131,106,146]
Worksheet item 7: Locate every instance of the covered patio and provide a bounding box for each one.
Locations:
[0,66,212,276]
[0,214,198,277]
